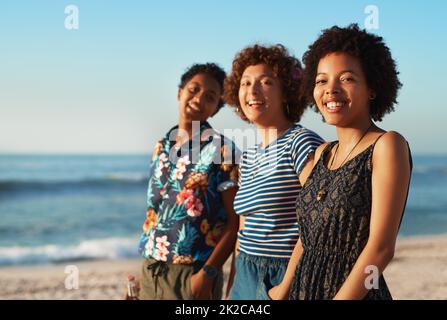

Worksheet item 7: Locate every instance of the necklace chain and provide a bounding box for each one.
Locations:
[329,123,373,170]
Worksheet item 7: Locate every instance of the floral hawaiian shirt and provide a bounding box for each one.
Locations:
[138,121,239,264]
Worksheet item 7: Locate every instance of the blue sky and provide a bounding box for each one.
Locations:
[0,0,445,154]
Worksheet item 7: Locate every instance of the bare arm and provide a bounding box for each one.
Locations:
[190,187,239,299]
[268,148,324,300]
[225,214,244,298]
[204,187,239,268]
[333,132,411,299]
[268,237,304,299]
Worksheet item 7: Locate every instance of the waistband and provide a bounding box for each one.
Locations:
[237,251,289,266]
[144,257,205,277]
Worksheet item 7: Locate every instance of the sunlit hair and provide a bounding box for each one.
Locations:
[224,44,306,123]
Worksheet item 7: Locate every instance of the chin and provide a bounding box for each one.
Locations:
[243,113,259,124]
[321,114,344,127]
[323,118,339,126]
[184,112,205,122]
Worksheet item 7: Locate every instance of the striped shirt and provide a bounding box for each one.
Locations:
[234,124,324,259]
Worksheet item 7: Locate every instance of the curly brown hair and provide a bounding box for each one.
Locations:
[301,24,402,122]
[224,44,306,123]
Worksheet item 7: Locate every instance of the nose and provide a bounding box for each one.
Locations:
[193,91,204,104]
[324,79,341,95]
[247,81,261,96]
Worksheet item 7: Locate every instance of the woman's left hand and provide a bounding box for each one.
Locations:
[268,284,288,300]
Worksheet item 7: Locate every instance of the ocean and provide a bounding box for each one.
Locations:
[0,154,446,266]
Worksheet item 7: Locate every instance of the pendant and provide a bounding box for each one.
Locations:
[317,190,327,201]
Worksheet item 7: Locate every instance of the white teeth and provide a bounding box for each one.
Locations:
[248,100,264,106]
[188,102,200,111]
[326,101,344,109]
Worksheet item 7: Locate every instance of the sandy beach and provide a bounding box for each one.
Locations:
[1,235,446,300]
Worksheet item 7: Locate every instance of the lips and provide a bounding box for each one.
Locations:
[246,99,265,108]
[323,100,346,113]
[186,101,201,113]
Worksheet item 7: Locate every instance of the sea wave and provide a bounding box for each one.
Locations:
[0,175,148,192]
[412,166,447,176]
[0,237,140,266]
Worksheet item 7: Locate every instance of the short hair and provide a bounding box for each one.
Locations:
[179,63,226,112]
[301,24,402,121]
[224,44,306,123]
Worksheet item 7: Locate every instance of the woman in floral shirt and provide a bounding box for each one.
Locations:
[137,63,240,300]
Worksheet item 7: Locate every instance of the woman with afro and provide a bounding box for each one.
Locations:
[269,24,412,300]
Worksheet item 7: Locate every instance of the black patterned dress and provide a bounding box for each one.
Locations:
[289,139,412,300]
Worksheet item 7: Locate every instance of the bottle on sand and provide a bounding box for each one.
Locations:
[127,275,139,300]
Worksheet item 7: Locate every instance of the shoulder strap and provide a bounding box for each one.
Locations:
[370,131,413,173]
[322,141,337,157]
[369,132,388,161]
[372,132,387,147]
[316,141,337,165]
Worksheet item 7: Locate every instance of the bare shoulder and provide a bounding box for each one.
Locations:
[374,131,409,154]
[373,131,410,167]
[314,142,331,163]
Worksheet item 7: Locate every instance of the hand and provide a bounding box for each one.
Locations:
[190,270,214,300]
[268,284,288,300]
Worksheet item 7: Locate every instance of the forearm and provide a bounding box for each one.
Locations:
[225,245,237,298]
[191,222,238,298]
[278,238,303,294]
[204,222,238,269]
[333,242,394,300]
[204,187,240,269]
[225,220,242,296]
[234,215,243,256]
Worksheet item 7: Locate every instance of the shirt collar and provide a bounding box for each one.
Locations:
[163,121,213,146]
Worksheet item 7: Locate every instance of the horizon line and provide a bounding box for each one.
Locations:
[1,151,447,157]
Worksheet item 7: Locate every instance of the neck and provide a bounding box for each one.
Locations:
[335,118,373,149]
[256,119,293,148]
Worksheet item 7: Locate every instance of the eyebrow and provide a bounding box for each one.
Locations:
[317,70,357,76]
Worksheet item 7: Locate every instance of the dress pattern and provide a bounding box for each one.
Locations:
[290,139,411,300]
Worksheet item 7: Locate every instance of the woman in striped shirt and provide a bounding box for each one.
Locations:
[224,44,324,299]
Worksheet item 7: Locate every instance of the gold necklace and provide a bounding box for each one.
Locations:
[316,123,373,201]
[329,123,373,170]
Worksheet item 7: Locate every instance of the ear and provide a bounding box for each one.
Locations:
[177,88,182,101]
[369,89,377,100]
